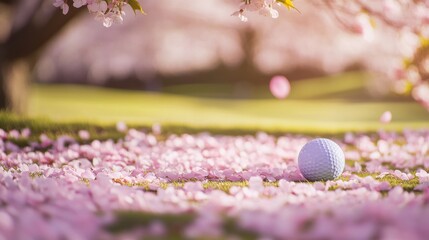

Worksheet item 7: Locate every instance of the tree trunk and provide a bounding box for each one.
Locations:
[0,2,83,111]
[0,59,29,112]
[0,60,8,110]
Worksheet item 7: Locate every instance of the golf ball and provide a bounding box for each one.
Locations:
[298,138,345,181]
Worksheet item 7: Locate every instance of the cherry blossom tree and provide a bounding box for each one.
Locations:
[52,0,429,109]
[314,0,429,109]
[1,0,428,111]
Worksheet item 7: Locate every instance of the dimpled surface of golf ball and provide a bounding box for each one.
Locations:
[298,138,345,181]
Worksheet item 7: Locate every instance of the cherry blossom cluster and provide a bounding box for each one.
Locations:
[53,0,129,27]
[231,0,296,22]
[1,126,429,238]
[317,0,429,109]
[53,0,295,27]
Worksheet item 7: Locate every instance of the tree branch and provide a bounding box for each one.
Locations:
[0,0,14,5]
[1,6,84,61]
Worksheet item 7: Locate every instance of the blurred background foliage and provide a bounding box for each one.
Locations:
[0,0,428,132]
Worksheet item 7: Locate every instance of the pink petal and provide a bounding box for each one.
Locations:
[269,75,290,99]
[379,111,392,124]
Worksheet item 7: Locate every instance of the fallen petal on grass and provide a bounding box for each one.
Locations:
[1,127,429,239]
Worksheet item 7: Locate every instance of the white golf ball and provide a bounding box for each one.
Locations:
[298,138,345,181]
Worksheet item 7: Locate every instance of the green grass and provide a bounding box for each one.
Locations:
[163,72,396,100]
[0,112,126,143]
[108,211,258,240]
[107,211,196,240]
[117,176,420,194]
[130,180,278,192]
[28,72,429,135]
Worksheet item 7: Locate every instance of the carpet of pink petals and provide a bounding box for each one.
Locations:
[1,127,429,239]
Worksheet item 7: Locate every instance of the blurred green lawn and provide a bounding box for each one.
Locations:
[28,72,429,134]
